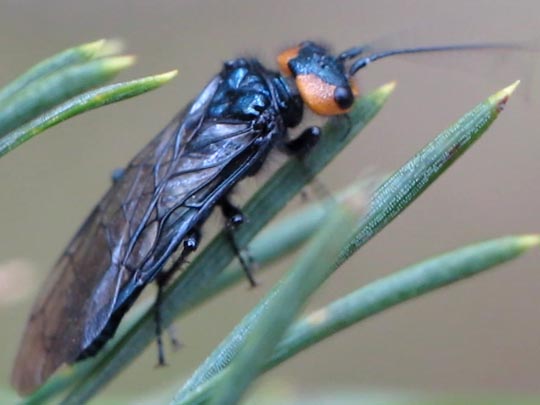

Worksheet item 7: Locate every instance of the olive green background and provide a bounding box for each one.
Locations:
[1,0,539,402]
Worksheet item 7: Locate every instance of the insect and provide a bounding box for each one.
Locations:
[11,39,523,395]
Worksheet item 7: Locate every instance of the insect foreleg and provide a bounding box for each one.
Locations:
[282,125,333,200]
[283,126,321,157]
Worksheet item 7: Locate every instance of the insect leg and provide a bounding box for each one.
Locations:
[285,126,333,200]
[154,282,167,366]
[220,198,258,287]
[284,126,321,157]
[159,230,201,286]
[153,229,201,366]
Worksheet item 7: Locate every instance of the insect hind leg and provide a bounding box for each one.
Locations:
[220,198,258,287]
[153,229,200,366]
[154,281,167,367]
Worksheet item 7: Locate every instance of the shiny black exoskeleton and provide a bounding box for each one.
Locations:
[209,59,303,124]
[13,39,521,395]
[77,59,312,361]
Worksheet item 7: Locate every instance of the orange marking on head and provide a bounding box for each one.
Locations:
[296,74,350,116]
[277,46,300,76]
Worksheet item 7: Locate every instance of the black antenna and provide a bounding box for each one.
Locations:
[338,46,370,61]
[348,43,523,76]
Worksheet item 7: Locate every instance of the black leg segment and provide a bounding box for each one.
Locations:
[220,198,245,228]
[154,281,167,367]
[284,126,321,157]
[220,198,257,287]
[152,228,200,366]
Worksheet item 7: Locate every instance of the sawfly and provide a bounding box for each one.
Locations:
[11,39,524,395]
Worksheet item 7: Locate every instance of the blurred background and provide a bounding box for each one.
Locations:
[1,0,539,402]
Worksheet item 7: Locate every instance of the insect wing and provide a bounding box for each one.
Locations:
[11,77,223,395]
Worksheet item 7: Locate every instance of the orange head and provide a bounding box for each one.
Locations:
[277,42,358,116]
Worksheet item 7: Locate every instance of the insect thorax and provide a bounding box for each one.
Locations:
[207,58,303,128]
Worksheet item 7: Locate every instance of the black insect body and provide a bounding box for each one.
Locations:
[11,40,520,395]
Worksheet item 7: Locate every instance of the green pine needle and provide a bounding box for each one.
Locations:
[174,81,520,403]
[57,82,394,405]
[0,70,177,158]
[0,39,176,158]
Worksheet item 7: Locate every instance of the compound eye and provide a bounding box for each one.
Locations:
[334,86,354,110]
